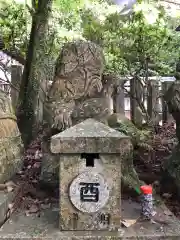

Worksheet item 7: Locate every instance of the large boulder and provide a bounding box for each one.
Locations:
[40,40,107,186]
[0,90,23,182]
[40,41,142,192]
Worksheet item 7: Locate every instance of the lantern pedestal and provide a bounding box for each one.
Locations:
[50,118,132,231]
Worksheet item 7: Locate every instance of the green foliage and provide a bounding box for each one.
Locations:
[0,0,30,57]
[1,0,180,78]
[81,2,180,76]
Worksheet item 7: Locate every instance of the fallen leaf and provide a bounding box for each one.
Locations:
[28,204,39,213]
[152,211,157,216]
[162,193,172,199]
[5,181,17,192]
[8,203,14,210]
[41,203,51,210]
[164,210,173,216]
[31,179,38,183]
[33,162,41,168]
[20,175,26,179]
[121,219,137,227]
[8,203,14,214]
[25,211,31,216]
[150,219,157,224]
[6,211,10,218]
[6,186,14,192]
[160,226,164,231]
[5,181,17,188]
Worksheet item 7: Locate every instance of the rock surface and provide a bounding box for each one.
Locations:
[40,41,141,194]
[41,40,114,185]
[52,119,124,231]
[51,118,130,154]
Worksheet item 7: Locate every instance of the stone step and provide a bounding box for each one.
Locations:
[0,191,15,226]
[0,199,179,239]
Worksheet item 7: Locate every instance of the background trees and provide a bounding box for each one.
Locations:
[0,0,180,140]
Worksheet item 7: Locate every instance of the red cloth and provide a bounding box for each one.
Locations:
[140,185,152,194]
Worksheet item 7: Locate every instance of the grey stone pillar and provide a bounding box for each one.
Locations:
[51,118,132,231]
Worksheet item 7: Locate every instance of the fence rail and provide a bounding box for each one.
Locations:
[0,64,174,126]
[114,78,174,125]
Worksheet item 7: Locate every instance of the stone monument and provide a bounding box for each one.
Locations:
[50,118,132,231]
[41,40,114,186]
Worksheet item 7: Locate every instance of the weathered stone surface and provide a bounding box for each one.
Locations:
[41,41,141,195]
[0,191,15,225]
[44,40,105,130]
[51,118,130,154]
[40,137,59,187]
[69,172,110,213]
[0,90,23,183]
[71,97,113,125]
[41,40,115,185]
[59,154,121,231]
[55,119,123,231]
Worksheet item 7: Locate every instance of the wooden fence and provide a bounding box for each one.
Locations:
[0,65,174,126]
[114,78,174,125]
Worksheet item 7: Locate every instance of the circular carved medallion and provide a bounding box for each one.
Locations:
[69,171,110,213]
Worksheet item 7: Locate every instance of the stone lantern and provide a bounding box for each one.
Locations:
[50,118,132,231]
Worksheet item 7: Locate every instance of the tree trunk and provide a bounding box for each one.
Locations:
[17,0,52,147]
[163,80,180,197]
[164,81,180,140]
[11,65,23,113]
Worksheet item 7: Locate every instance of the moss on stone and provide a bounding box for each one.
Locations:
[107,113,146,192]
[121,151,144,193]
[107,113,150,146]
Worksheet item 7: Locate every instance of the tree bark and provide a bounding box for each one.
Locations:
[164,81,180,140]
[11,65,23,112]
[162,59,180,197]
[17,0,52,147]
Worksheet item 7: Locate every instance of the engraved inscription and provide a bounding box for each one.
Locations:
[80,182,100,202]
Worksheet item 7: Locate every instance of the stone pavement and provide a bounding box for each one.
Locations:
[0,199,179,239]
